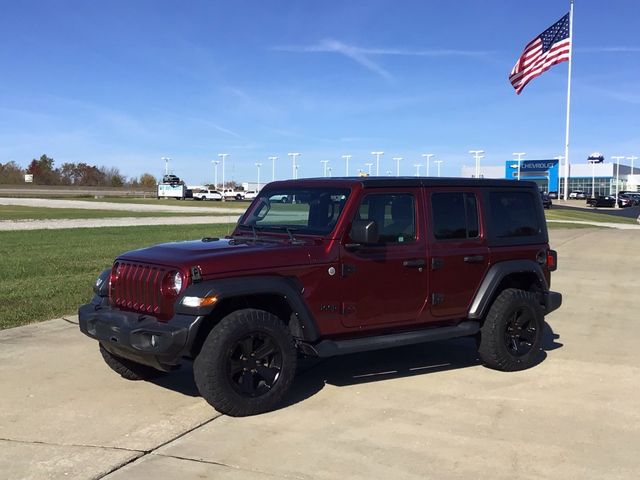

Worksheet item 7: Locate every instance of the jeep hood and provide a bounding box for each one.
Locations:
[117,237,328,276]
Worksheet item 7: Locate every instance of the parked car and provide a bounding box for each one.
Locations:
[619,193,640,206]
[548,191,558,199]
[243,190,259,200]
[569,190,586,199]
[540,191,552,209]
[223,189,245,200]
[618,194,634,208]
[193,189,223,201]
[587,195,616,208]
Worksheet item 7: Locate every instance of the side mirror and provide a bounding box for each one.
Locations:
[348,220,379,247]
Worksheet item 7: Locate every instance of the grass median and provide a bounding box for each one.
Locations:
[0,205,231,220]
[0,223,232,330]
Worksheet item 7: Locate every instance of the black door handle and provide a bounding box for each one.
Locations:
[463,255,485,263]
[403,259,426,268]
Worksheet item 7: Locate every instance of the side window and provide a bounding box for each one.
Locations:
[356,193,415,244]
[431,192,479,240]
[489,191,540,238]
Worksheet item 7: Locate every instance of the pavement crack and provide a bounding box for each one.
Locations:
[153,453,307,480]
[61,316,79,325]
[0,437,144,453]
[94,414,223,479]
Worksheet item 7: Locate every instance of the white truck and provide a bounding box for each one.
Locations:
[222,189,245,200]
[193,189,223,201]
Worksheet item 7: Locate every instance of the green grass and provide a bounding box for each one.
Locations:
[547,222,604,229]
[545,207,636,224]
[78,197,249,208]
[0,224,232,330]
[0,205,230,220]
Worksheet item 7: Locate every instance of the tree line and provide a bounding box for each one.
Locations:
[0,155,158,188]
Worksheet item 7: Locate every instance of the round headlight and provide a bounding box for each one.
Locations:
[172,271,183,295]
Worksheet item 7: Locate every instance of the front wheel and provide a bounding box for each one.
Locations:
[193,309,297,416]
[477,288,543,371]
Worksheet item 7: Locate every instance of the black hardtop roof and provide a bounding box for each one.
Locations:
[267,176,539,190]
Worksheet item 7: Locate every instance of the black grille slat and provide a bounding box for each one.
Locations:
[112,262,167,317]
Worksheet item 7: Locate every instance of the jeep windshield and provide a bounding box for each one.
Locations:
[238,187,350,236]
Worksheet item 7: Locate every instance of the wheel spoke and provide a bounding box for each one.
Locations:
[253,339,276,361]
[229,359,244,376]
[256,365,279,385]
[239,371,255,394]
[239,337,254,357]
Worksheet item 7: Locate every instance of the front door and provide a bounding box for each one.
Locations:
[339,189,428,328]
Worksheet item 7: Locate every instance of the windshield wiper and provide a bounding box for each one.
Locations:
[265,226,305,244]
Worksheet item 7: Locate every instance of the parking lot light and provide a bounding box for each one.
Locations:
[611,156,625,208]
[513,152,526,180]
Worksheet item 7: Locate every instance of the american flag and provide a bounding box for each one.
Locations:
[509,13,571,94]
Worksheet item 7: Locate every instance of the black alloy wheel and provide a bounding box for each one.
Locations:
[503,308,537,357]
[227,332,283,397]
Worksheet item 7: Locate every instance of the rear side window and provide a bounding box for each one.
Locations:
[431,192,479,240]
[489,191,540,238]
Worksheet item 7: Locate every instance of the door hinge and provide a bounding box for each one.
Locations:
[341,263,357,277]
[432,293,445,305]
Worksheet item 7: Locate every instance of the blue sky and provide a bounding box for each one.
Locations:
[1,0,639,184]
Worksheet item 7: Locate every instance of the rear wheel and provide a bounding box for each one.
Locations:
[194,309,297,416]
[99,344,165,380]
[478,288,543,371]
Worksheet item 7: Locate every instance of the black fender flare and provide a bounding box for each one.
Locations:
[468,260,548,320]
[175,276,320,342]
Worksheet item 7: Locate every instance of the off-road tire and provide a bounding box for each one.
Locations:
[99,343,165,380]
[478,288,543,371]
[193,309,297,417]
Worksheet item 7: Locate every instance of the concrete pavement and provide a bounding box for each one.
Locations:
[1,228,639,479]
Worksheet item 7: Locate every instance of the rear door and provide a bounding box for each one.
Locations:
[427,189,490,319]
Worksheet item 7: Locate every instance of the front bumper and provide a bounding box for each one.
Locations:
[544,291,562,315]
[79,297,205,371]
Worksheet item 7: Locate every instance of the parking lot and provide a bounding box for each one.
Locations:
[1,227,639,480]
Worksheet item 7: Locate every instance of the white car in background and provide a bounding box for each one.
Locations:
[223,189,245,200]
[243,190,258,200]
[193,189,222,201]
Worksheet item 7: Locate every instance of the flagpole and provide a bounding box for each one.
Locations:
[563,0,574,201]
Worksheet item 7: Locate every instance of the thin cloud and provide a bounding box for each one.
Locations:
[577,46,640,53]
[273,38,492,80]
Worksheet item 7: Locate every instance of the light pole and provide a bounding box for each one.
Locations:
[555,156,565,198]
[513,152,526,180]
[591,159,595,197]
[255,163,262,190]
[320,160,329,177]
[469,150,484,178]
[161,156,171,175]
[218,153,228,199]
[269,156,278,182]
[413,164,422,176]
[435,160,443,177]
[212,160,219,189]
[612,155,625,208]
[342,155,351,176]
[393,157,403,177]
[371,151,384,176]
[328,167,332,177]
[288,153,300,179]
[365,162,374,175]
[627,156,638,174]
[421,153,434,176]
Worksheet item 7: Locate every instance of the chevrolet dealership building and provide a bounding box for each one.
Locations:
[462,159,640,196]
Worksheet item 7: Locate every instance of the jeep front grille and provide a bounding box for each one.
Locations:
[110,262,167,317]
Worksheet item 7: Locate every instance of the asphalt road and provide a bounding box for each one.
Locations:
[1,228,639,479]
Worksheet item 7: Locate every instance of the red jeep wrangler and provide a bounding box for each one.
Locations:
[80,178,561,416]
